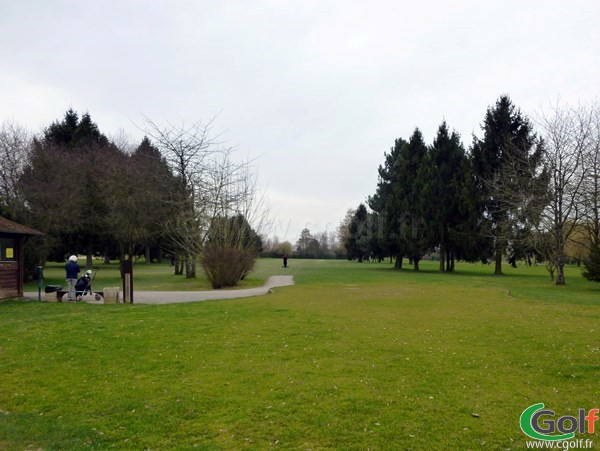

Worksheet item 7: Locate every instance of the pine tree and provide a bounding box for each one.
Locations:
[102,136,178,262]
[43,109,110,149]
[582,242,600,282]
[369,137,408,269]
[471,95,545,275]
[424,121,475,272]
[346,204,369,262]
[21,109,120,265]
[399,129,429,270]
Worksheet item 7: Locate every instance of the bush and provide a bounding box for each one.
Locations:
[201,245,257,288]
[582,242,600,282]
[201,214,261,288]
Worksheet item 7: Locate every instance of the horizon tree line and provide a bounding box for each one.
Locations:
[342,95,600,285]
[2,97,599,286]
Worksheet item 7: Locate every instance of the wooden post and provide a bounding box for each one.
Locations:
[122,259,134,304]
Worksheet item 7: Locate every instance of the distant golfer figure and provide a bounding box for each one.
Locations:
[65,255,80,301]
[283,253,288,269]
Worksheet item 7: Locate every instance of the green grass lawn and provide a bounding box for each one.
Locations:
[4,259,599,449]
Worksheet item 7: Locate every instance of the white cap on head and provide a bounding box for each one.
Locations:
[69,255,78,262]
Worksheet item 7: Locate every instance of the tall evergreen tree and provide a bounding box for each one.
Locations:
[367,210,386,262]
[399,129,429,270]
[369,129,428,270]
[21,109,121,266]
[345,203,370,262]
[43,109,110,149]
[582,241,600,282]
[369,137,408,268]
[103,136,178,262]
[471,95,546,275]
[296,228,315,255]
[423,122,475,272]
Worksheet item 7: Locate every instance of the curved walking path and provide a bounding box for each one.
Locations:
[134,275,294,304]
[25,275,294,305]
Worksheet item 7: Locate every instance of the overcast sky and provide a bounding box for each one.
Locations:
[1,0,599,242]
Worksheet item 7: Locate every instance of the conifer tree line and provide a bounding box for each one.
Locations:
[0,109,264,288]
[342,95,600,285]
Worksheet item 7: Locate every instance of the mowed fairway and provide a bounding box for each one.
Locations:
[1,259,598,449]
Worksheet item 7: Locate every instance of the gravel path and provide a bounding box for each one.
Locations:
[25,275,294,305]
[133,275,294,304]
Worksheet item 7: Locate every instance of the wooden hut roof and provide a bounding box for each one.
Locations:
[0,216,43,236]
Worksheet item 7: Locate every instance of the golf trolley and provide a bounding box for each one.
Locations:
[74,269,103,302]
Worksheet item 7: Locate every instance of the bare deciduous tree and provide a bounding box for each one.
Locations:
[535,101,595,284]
[140,117,268,284]
[581,104,600,249]
[0,121,31,215]
[140,117,221,277]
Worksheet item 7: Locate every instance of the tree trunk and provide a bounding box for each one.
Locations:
[185,255,196,278]
[556,267,565,285]
[394,255,403,269]
[145,245,151,264]
[174,255,183,275]
[185,257,192,278]
[439,244,445,272]
[413,257,420,271]
[555,254,566,285]
[555,226,567,285]
[494,247,503,275]
[546,260,555,281]
[446,250,455,272]
[86,248,93,270]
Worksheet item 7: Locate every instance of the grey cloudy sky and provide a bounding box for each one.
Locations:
[1,0,599,242]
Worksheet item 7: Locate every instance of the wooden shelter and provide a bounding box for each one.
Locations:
[0,216,42,299]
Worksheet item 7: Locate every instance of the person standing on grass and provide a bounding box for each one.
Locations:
[283,253,288,269]
[65,255,80,301]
